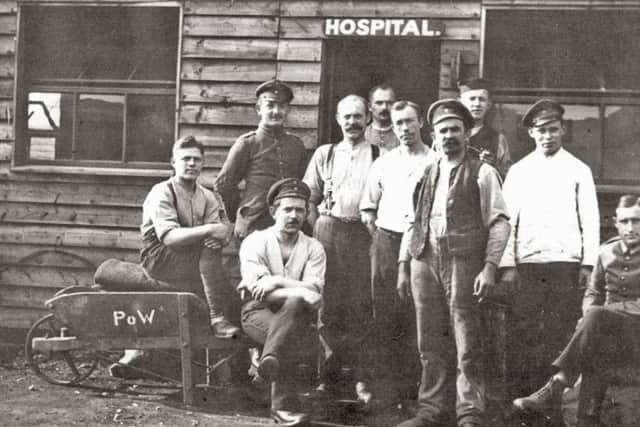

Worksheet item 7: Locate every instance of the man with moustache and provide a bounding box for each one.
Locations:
[499,99,600,397]
[396,99,510,427]
[513,194,640,427]
[215,80,308,240]
[458,78,512,178]
[360,100,438,399]
[304,94,379,406]
[239,178,325,426]
[364,84,400,153]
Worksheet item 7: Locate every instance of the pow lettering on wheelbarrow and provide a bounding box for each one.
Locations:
[24,286,249,406]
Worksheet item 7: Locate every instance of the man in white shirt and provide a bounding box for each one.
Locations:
[303,94,378,406]
[364,84,400,153]
[499,99,600,397]
[360,100,438,398]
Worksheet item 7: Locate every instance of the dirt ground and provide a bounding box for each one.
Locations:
[2,341,640,427]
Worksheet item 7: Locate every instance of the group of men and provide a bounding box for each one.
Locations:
[128,76,640,427]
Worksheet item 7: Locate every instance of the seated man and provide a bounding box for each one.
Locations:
[513,194,640,426]
[110,135,240,376]
[238,178,326,426]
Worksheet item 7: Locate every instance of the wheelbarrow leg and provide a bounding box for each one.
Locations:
[178,295,194,406]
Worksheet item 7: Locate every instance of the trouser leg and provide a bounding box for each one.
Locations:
[449,254,486,426]
[411,255,456,424]
[371,229,418,385]
[241,297,314,410]
[199,247,231,322]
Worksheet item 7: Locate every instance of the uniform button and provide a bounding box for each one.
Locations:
[625,256,631,260]
[621,276,626,281]
[624,266,629,271]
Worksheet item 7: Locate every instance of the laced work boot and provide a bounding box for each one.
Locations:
[513,376,566,416]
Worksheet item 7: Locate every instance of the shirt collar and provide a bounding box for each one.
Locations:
[257,124,285,139]
[533,146,567,160]
[619,239,640,256]
[335,139,370,151]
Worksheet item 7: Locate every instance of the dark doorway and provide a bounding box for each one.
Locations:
[319,38,441,145]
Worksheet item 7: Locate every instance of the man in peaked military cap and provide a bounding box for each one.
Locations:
[238,178,326,426]
[457,77,512,178]
[214,79,308,240]
[396,99,510,427]
[498,99,600,402]
[513,194,640,426]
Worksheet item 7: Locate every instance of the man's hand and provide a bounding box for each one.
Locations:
[203,237,223,249]
[361,210,377,236]
[251,275,281,301]
[397,261,411,301]
[498,267,519,293]
[578,266,593,289]
[298,288,323,310]
[479,149,497,167]
[473,263,497,303]
[307,204,319,230]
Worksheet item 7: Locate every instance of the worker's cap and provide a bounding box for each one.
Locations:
[427,98,474,130]
[458,77,494,94]
[267,178,310,206]
[255,79,294,103]
[522,99,565,128]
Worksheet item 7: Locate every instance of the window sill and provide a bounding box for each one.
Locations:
[10,165,173,178]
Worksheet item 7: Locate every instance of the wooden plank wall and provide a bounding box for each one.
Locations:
[1,0,483,329]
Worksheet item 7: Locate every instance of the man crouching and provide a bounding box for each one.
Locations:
[239,178,326,426]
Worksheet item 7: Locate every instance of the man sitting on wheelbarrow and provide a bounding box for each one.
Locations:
[109,135,241,377]
[238,178,326,426]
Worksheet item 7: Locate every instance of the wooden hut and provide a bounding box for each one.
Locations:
[1,0,640,331]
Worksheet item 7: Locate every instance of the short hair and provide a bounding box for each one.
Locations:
[172,135,204,156]
[617,194,640,209]
[367,84,395,103]
[391,100,422,118]
[337,94,368,115]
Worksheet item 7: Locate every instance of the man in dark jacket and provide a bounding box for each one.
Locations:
[396,99,510,427]
[513,194,640,427]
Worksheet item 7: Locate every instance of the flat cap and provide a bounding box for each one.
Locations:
[458,77,493,93]
[427,98,474,130]
[267,178,310,206]
[255,79,294,103]
[522,99,565,128]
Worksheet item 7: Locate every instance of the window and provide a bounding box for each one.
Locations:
[483,8,640,185]
[16,5,179,167]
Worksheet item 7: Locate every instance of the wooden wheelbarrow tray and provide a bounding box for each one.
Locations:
[28,291,248,405]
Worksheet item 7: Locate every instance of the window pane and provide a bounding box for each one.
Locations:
[76,94,124,161]
[27,92,63,160]
[491,104,601,177]
[126,95,175,163]
[22,6,179,81]
[603,105,640,181]
[485,10,640,90]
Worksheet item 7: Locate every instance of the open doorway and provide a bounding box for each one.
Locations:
[319,38,441,145]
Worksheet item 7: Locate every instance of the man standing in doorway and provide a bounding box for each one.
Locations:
[215,80,308,240]
[499,99,600,397]
[365,84,400,153]
[360,100,438,400]
[396,99,510,427]
[458,78,512,179]
[304,94,379,406]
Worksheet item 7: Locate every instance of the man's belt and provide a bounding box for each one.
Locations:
[320,213,361,223]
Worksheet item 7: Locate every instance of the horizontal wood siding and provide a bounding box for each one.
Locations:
[2,0,484,329]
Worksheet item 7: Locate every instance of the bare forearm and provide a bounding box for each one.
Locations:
[162,223,230,247]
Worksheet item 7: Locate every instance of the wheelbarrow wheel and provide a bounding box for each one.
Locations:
[25,313,99,386]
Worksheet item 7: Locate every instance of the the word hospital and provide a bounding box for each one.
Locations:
[324,18,443,37]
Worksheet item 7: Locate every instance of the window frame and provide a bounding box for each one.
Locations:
[481,4,640,187]
[12,1,183,170]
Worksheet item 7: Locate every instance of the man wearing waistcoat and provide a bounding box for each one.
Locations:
[396,99,510,427]
[512,194,640,427]
[498,99,600,398]
[458,78,512,179]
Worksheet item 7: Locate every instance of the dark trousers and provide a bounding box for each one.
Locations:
[507,262,582,396]
[314,215,373,383]
[371,228,419,385]
[241,297,316,410]
[553,305,640,418]
[411,241,486,426]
